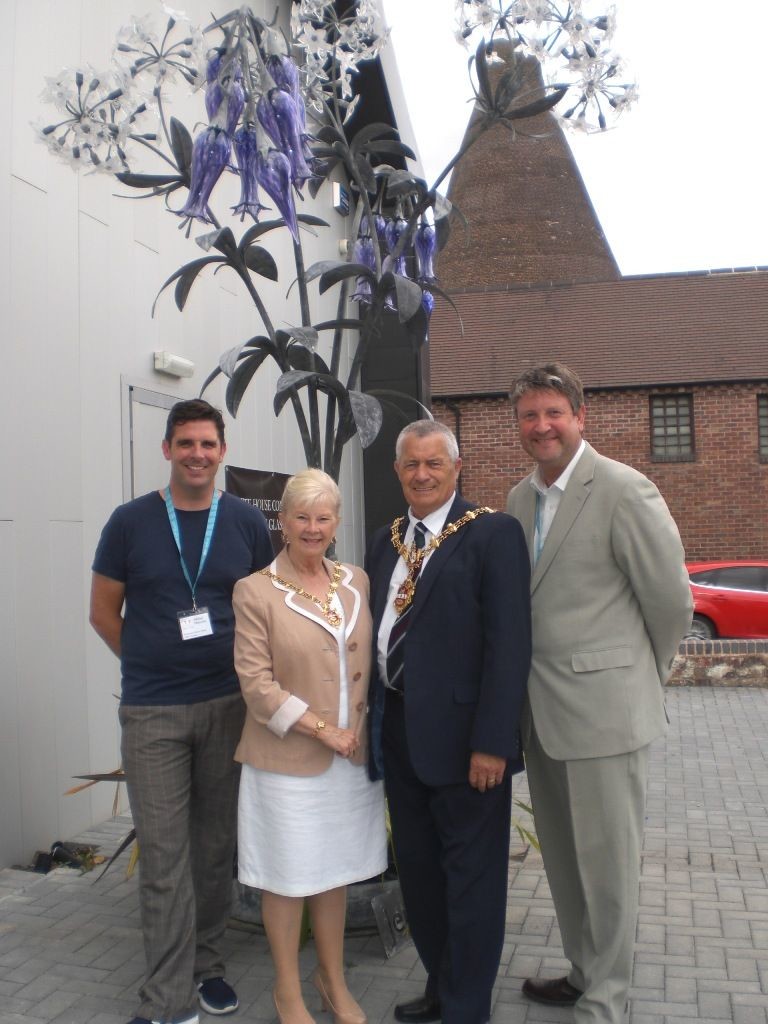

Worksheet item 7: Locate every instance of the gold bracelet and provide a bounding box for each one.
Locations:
[313,719,326,739]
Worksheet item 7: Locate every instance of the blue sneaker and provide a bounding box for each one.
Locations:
[198,979,238,1016]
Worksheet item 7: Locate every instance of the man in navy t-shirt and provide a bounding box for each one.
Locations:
[91,399,272,1024]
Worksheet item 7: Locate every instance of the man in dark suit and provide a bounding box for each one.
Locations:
[367,420,531,1024]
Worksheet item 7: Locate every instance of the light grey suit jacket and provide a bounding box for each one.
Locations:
[506,443,693,761]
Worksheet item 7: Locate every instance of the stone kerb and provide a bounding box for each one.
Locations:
[669,639,768,686]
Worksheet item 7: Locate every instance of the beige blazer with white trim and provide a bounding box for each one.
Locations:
[233,552,372,776]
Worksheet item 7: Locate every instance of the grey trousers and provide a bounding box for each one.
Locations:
[525,722,649,1024]
[120,692,245,1021]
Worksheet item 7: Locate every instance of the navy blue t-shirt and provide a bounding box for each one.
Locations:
[93,490,273,706]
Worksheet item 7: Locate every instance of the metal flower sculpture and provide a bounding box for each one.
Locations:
[37,0,634,481]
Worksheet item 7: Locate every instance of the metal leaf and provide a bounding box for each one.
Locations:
[199,364,222,396]
[226,348,271,417]
[354,153,377,194]
[243,245,278,280]
[305,259,349,284]
[427,283,463,331]
[348,390,383,449]
[473,40,492,105]
[316,125,346,145]
[385,169,427,199]
[505,87,568,121]
[219,344,245,379]
[115,171,181,189]
[392,274,424,323]
[174,260,210,311]
[312,318,365,333]
[169,117,193,175]
[350,122,398,154]
[198,226,238,257]
[286,326,319,351]
[219,336,273,378]
[286,347,330,374]
[320,263,376,295]
[495,75,521,114]
[152,256,223,316]
[238,220,287,247]
[274,370,315,416]
[366,389,435,424]
[403,303,429,349]
[359,139,417,161]
[274,369,348,417]
[298,214,331,228]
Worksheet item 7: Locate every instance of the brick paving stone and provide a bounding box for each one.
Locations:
[733,1008,768,1024]
[664,976,697,1004]
[5,689,768,1024]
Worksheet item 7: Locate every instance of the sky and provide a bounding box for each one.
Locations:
[380,0,768,277]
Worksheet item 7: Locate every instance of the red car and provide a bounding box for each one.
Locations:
[686,561,768,639]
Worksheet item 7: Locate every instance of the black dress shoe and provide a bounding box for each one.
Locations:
[522,976,582,1006]
[393,994,442,1023]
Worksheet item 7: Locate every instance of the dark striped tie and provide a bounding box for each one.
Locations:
[386,522,427,693]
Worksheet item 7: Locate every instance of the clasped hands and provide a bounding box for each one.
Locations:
[318,722,359,759]
[469,751,506,792]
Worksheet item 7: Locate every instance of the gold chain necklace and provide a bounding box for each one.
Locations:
[389,507,493,613]
[260,560,344,628]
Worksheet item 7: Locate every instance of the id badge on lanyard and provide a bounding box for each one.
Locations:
[165,487,220,640]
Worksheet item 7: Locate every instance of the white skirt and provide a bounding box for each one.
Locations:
[237,757,387,897]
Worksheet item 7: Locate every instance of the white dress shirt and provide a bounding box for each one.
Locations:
[530,439,586,561]
[376,493,457,686]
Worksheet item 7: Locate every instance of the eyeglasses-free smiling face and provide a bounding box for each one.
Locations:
[394,434,461,520]
[515,388,585,486]
[280,502,339,560]
[162,419,226,497]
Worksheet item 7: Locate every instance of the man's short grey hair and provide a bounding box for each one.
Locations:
[509,362,585,415]
[395,420,460,464]
[281,468,341,518]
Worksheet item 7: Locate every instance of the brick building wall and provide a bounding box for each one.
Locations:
[434,381,768,561]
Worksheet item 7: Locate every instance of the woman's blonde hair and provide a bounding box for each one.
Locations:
[280,468,341,518]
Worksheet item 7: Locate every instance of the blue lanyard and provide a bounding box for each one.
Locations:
[164,487,220,609]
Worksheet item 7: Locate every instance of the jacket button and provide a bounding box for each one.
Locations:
[348,641,358,651]
[353,672,362,682]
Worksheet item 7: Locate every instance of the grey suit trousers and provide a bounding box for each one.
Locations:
[120,692,245,1021]
[525,721,649,1024]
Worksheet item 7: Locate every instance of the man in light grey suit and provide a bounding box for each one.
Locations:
[506,363,692,1024]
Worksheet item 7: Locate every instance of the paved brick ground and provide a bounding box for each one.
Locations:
[2,687,768,1024]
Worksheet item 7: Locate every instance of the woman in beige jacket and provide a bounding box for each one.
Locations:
[233,470,386,1024]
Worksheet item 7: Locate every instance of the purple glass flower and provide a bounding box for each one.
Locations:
[258,88,312,189]
[373,213,388,250]
[205,51,223,121]
[222,76,245,136]
[266,54,301,107]
[232,127,266,222]
[414,221,437,283]
[205,52,244,136]
[256,92,281,148]
[179,126,230,225]
[352,234,376,303]
[421,289,434,317]
[256,148,299,242]
[360,214,386,250]
[385,216,410,277]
